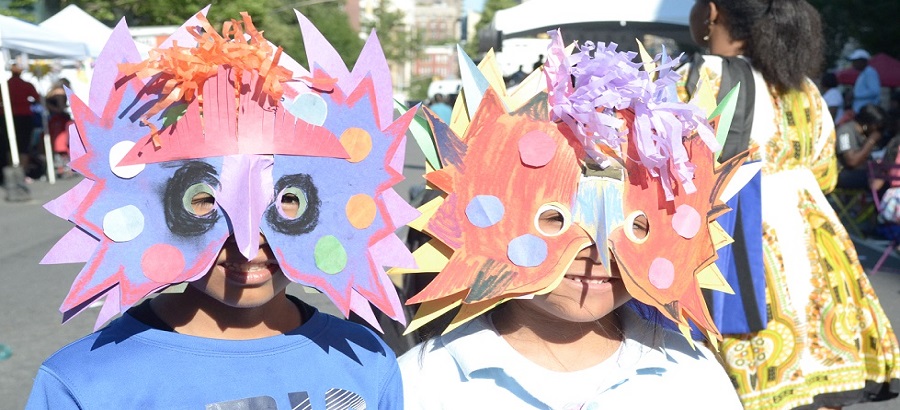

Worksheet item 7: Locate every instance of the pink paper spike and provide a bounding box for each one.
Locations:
[94,286,122,330]
[381,188,421,229]
[349,290,383,333]
[44,179,94,220]
[387,134,406,175]
[66,120,86,161]
[354,31,393,129]
[159,5,211,49]
[41,227,99,264]
[370,234,417,270]
[89,18,143,110]
[295,11,350,81]
[377,266,406,324]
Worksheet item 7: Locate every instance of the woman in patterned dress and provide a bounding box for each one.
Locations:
[679,1,900,409]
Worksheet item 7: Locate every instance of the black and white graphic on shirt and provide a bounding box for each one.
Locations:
[204,389,366,409]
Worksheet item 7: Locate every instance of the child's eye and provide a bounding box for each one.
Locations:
[190,192,216,216]
[536,207,567,236]
[631,214,649,239]
[280,192,304,219]
[265,173,320,236]
[278,188,308,220]
[165,161,221,237]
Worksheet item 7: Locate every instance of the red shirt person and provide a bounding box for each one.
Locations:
[1,64,40,170]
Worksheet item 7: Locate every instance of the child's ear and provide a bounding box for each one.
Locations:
[708,1,719,25]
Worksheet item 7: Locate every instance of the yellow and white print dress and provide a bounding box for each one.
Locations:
[679,56,900,410]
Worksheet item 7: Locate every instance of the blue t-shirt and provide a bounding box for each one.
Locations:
[26,303,402,409]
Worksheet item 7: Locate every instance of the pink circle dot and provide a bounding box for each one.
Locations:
[141,244,186,283]
[672,204,701,239]
[518,130,557,167]
[648,258,675,289]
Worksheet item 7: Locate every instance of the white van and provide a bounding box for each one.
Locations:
[427,79,461,99]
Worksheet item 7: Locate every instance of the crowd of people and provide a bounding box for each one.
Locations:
[8,1,900,410]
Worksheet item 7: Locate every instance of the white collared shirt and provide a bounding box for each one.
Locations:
[399,308,742,409]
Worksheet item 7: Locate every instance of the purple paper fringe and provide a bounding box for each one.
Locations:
[544,30,718,199]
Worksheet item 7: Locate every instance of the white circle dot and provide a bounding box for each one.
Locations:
[103,205,145,242]
[109,141,145,179]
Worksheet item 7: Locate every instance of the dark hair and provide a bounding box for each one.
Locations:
[821,72,838,89]
[855,104,886,129]
[712,0,824,94]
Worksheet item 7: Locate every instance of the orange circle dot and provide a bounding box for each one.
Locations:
[346,194,377,229]
[340,128,373,163]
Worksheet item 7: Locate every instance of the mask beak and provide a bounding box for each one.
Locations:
[216,155,275,260]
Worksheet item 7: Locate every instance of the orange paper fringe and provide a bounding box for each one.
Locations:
[120,12,294,147]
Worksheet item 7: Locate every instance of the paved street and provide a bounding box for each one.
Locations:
[1,140,899,408]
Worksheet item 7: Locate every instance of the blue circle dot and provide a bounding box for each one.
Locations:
[287,93,328,126]
[465,195,505,228]
[507,234,548,267]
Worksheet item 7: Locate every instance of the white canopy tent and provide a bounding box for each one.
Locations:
[40,5,150,58]
[0,14,89,173]
[482,0,697,54]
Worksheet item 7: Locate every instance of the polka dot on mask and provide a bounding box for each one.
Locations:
[517,130,557,167]
[340,128,373,163]
[507,234,548,267]
[141,244,186,283]
[287,93,328,126]
[102,205,145,242]
[314,235,348,274]
[109,141,145,179]
[671,204,701,239]
[346,194,377,229]
[465,195,505,228]
[648,258,675,290]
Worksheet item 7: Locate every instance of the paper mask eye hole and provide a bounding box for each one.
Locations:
[278,187,309,220]
[265,173,320,235]
[534,203,571,237]
[164,161,221,237]
[624,211,650,243]
[183,183,217,216]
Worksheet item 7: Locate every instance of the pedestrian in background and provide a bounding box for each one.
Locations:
[850,49,882,113]
[0,64,40,175]
[682,0,899,408]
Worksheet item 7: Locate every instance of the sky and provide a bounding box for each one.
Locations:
[464,0,486,12]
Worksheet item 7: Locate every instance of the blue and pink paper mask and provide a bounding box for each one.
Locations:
[41,9,418,330]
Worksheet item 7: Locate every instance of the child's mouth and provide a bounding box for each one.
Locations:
[222,261,279,285]
[564,274,612,285]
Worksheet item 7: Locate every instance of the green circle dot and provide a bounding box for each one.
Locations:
[314,235,348,274]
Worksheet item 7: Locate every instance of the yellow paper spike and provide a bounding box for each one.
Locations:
[408,196,444,232]
[387,239,452,275]
[706,331,721,351]
[425,159,436,175]
[636,40,657,81]
[692,70,718,115]
[696,263,735,294]
[507,68,548,110]
[709,221,733,250]
[405,297,461,335]
[478,50,508,97]
[449,90,471,138]
[678,322,697,350]
[444,297,507,334]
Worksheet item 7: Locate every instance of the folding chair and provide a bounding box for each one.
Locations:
[867,160,900,274]
[828,187,876,238]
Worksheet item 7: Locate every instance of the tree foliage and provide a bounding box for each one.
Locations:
[809,0,900,67]
[465,0,517,56]
[362,0,422,65]
[64,0,362,67]
[1,0,39,21]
